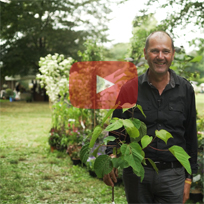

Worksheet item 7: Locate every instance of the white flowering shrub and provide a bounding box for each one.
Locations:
[37,53,74,102]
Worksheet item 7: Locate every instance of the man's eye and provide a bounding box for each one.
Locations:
[163,50,170,53]
[152,50,158,53]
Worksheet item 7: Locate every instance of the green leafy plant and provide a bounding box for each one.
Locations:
[80,103,192,181]
[48,128,67,151]
[86,156,96,172]
[67,144,82,160]
[5,88,14,98]
[48,131,61,148]
[37,53,74,103]
[170,49,203,81]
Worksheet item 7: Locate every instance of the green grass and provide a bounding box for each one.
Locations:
[1,99,203,203]
[0,101,126,203]
[196,93,204,118]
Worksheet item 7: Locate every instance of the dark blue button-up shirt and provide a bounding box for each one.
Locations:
[106,69,198,174]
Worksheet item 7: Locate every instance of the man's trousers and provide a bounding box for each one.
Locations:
[123,166,185,204]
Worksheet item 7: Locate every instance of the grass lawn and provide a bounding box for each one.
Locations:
[0,101,126,203]
[195,93,204,118]
[0,97,203,204]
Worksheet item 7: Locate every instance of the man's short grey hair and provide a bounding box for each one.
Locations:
[145,31,175,52]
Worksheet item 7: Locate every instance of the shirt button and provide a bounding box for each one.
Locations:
[170,106,173,110]
[158,124,162,127]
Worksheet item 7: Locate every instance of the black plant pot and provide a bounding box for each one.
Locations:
[89,170,97,177]
[71,158,81,165]
[190,193,203,203]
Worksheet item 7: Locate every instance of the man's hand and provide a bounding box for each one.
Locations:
[103,154,118,187]
[183,179,191,204]
[103,167,118,187]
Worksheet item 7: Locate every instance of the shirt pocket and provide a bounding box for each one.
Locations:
[168,102,185,125]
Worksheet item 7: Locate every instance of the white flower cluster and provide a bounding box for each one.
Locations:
[37,53,74,102]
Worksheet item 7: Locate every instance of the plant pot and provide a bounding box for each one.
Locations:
[190,192,203,203]
[89,170,97,177]
[71,158,81,165]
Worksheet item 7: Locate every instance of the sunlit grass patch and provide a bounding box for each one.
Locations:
[196,93,204,118]
[0,101,126,203]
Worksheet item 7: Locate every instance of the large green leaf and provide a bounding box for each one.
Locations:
[94,155,113,178]
[112,156,129,169]
[80,143,90,164]
[129,142,144,162]
[113,147,121,156]
[141,135,153,149]
[121,142,144,174]
[155,129,173,144]
[92,144,103,158]
[137,104,146,118]
[190,55,202,63]
[147,158,158,173]
[133,165,145,182]
[131,118,141,129]
[132,121,147,143]
[101,104,118,127]
[169,145,192,175]
[89,126,103,148]
[103,136,116,145]
[123,119,140,138]
[139,121,147,137]
[105,120,123,132]
[120,142,145,180]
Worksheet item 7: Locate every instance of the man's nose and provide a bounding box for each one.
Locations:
[157,51,164,59]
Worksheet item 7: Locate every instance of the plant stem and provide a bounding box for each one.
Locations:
[112,186,114,202]
[149,146,169,151]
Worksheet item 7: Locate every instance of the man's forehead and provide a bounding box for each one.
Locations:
[150,32,171,41]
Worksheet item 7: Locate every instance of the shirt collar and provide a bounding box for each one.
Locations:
[141,68,179,88]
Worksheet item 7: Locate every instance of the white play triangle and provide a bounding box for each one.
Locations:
[96,75,114,94]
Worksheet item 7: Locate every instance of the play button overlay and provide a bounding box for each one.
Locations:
[96,75,114,94]
[69,61,138,109]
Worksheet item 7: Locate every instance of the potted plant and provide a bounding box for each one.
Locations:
[48,130,61,152]
[48,128,67,152]
[5,88,14,101]
[26,96,32,102]
[86,156,97,177]
[80,104,192,202]
[66,128,84,161]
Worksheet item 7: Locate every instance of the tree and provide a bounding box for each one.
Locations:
[128,14,158,62]
[0,0,111,77]
[124,13,160,75]
[142,0,204,34]
[104,43,130,61]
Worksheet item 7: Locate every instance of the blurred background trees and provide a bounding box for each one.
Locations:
[1,0,204,83]
[122,0,204,80]
[0,0,111,77]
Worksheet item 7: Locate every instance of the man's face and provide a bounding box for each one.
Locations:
[144,33,175,76]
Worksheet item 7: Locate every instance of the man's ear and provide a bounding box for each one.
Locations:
[144,48,147,59]
[172,49,175,60]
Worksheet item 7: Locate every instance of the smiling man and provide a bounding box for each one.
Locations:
[104,31,198,204]
[144,31,175,95]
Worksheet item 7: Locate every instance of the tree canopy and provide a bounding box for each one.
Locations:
[128,13,158,62]
[144,0,204,33]
[0,0,111,77]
